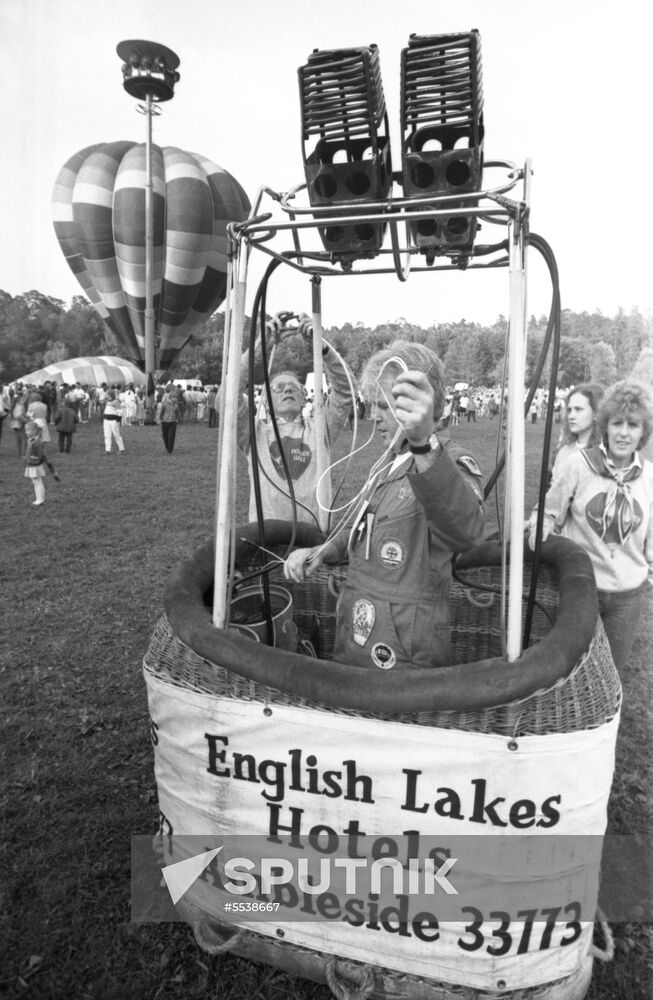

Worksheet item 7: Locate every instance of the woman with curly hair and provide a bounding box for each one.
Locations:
[529,379,653,671]
[284,341,485,671]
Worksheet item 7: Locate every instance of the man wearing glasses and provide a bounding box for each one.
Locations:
[236,312,353,527]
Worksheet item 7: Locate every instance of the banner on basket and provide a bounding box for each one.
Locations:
[143,670,619,991]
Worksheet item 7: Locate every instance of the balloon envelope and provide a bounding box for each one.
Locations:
[52,142,250,371]
[18,355,149,388]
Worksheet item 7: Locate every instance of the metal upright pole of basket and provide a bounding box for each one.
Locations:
[213,229,250,629]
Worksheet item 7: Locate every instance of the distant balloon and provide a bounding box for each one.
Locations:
[19,355,149,388]
[51,142,250,372]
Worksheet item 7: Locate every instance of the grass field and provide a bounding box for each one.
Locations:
[1,413,651,999]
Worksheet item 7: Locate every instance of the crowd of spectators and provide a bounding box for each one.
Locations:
[0,379,223,463]
[0,381,222,429]
[0,377,571,464]
[438,385,566,428]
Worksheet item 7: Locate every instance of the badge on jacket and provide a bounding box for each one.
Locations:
[371,642,397,670]
[352,599,375,646]
[379,538,405,568]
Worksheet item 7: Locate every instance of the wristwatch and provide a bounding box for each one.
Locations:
[408,436,439,455]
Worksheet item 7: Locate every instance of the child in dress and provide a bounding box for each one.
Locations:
[24,422,59,506]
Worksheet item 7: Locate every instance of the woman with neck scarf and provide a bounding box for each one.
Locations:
[529,380,653,672]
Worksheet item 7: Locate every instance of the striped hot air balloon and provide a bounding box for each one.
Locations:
[18,355,149,389]
[51,142,250,373]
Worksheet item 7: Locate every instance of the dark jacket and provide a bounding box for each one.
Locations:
[331,443,484,670]
[55,406,77,434]
[27,440,47,466]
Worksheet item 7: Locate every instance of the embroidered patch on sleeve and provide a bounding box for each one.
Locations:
[456,454,482,478]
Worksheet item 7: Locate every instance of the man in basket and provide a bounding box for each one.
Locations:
[233,311,353,528]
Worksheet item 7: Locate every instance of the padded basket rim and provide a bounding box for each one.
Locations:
[163,527,602,715]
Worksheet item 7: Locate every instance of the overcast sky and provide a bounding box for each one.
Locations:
[3,0,650,329]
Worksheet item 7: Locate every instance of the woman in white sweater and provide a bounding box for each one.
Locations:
[529,380,653,672]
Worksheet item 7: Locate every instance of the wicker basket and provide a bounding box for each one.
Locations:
[146,558,620,738]
[144,537,621,1000]
[170,900,596,1000]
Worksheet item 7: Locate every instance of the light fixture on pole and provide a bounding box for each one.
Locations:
[116,39,180,389]
[117,39,180,102]
[298,45,392,261]
[400,31,484,261]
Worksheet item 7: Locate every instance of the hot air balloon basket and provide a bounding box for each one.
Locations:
[144,535,620,1000]
[148,558,619,735]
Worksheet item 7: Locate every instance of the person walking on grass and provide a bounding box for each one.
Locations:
[26,391,51,442]
[135,388,146,426]
[54,400,77,454]
[10,391,28,457]
[207,385,218,428]
[0,383,9,447]
[102,391,125,454]
[24,422,59,507]
[160,386,181,453]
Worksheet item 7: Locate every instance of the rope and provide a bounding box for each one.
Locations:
[308,362,410,567]
[192,919,244,956]
[325,957,375,1000]
[590,909,615,962]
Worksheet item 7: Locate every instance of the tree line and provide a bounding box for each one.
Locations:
[1,289,652,389]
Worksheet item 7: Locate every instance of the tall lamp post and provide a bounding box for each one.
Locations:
[116,40,180,394]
